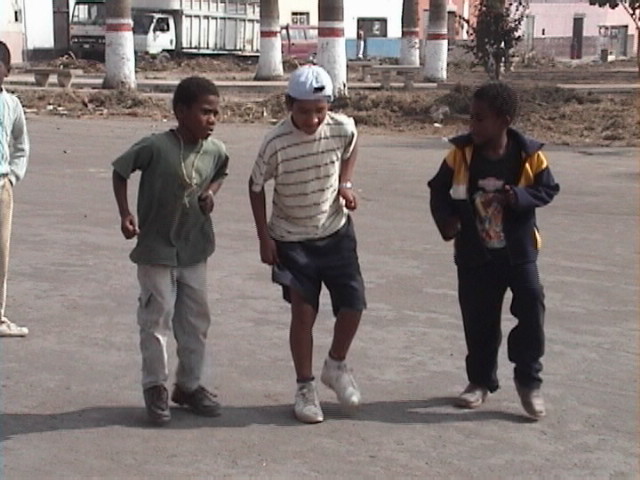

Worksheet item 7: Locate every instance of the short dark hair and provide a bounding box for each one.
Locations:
[172,76,219,112]
[473,82,518,121]
[0,41,11,70]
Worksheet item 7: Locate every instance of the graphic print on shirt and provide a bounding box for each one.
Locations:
[473,176,506,248]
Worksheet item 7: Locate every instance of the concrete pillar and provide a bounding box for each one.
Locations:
[103,0,136,89]
[423,0,448,82]
[255,0,284,80]
[317,0,347,98]
[400,0,420,66]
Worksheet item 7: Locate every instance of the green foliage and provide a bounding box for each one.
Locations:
[459,0,528,80]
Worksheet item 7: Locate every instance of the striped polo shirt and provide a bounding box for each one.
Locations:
[250,112,358,241]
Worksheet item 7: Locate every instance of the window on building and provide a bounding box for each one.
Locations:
[357,18,388,38]
[292,12,310,25]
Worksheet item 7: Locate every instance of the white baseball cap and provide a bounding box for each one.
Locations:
[287,65,334,102]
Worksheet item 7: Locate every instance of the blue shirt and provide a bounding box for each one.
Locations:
[0,89,29,185]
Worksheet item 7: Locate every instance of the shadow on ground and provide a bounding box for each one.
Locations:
[0,397,534,440]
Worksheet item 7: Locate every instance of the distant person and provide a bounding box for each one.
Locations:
[0,41,30,337]
[249,65,365,424]
[356,29,365,60]
[112,76,229,425]
[427,82,560,419]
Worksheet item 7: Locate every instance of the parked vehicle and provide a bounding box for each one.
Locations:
[70,0,260,58]
[281,24,317,62]
[69,0,106,58]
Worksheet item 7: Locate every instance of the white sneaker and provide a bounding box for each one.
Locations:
[294,381,324,424]
[320,357,361,408]
[0,318,28,337]
[456,383,488,409]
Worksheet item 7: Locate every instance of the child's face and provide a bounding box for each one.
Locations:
[289,99,329,135]
[175,94,220,141]
[0,60,9,87]
[469,99,510,147]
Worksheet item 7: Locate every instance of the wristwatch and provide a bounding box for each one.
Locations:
[339,180,353,189]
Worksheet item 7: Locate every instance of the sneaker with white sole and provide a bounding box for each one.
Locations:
[515,382,546,419]
[456,383,489,409]
[0,318,28,337]
[320,357,361,408]
[294,381,324,424]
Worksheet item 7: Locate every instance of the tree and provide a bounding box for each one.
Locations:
[400,0,420,65]
[103,0,136,89]
[423,0,448,81]
[317,0,347,98]
[459,0,527,80]
[255,0,284,80]
[589,0,640,73]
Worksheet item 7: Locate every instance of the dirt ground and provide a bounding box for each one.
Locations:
[20,55,640,147]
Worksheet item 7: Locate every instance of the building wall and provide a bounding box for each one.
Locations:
[24,0,54,50]
[278,0,317,27]
[526,1,637,58]
[1,0,26,63]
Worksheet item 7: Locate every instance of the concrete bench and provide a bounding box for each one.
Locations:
[25,68,83,88]
[348,60,376,82]
[370,65,422,90]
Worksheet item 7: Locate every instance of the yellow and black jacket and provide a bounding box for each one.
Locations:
[428,128,560,267]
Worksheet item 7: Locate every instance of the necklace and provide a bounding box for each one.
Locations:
[174,130,204,206]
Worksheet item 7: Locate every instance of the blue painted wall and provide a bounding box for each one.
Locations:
[346,38,401,59]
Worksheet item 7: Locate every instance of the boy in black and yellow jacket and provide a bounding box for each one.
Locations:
[428,82,559,419]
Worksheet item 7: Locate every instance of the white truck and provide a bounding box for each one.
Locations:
[69,0,260,58]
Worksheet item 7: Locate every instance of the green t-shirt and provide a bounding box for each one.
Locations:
[112,130,229,266]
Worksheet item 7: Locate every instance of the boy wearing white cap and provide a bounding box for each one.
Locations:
[249,65,366,424]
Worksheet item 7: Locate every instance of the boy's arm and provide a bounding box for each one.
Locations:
[9,102,29,186]
[248,178,279,265]
[339,136,359,211]
[428,159,460,241]
[112,170,139,239]
[199,152,229,214]
[507,153,560,211]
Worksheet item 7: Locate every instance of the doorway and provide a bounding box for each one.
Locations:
[572,16,584,59]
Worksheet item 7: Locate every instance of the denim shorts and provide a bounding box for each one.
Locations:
[272,217,366,316]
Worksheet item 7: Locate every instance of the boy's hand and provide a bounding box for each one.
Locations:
[442,217,460,241]
[339,186,358,211]
[259,237,279,266]
[504,185,517,207]
[198,190,215,214]
[120,214,139,239]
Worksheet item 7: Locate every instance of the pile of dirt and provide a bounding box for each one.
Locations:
[14,84,639,147]
[18,89,170,119]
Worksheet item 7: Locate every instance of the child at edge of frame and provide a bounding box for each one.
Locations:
[112,76,229,426]
[248,65,366,424]
[428,81,560,420]
[0,40,30,338]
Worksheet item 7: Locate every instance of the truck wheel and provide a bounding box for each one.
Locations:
[157,52,172,65]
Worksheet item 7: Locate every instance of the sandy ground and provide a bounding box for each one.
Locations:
[0,117,637,479]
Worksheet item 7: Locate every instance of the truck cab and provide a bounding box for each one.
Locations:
[133,12,176,56]
[69,0,106,58]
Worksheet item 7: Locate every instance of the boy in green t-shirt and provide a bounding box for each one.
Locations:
[112,77,229,425]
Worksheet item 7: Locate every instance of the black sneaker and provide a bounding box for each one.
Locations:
[143,384,170,425]
[171,385,221,417]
